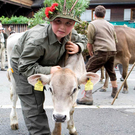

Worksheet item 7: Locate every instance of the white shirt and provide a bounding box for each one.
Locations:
[0,33,5,43]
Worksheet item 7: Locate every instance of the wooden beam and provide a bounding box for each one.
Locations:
[12,6,21,16]
[9,0,33,7]
[0,2,4,8]
[0,0,33,8]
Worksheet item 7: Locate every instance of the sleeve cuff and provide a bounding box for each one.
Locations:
[36,66,51,75]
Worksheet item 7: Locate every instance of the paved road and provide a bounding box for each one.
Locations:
[0,64,135,135]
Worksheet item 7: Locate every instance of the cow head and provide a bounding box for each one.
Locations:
[28,68,100,123]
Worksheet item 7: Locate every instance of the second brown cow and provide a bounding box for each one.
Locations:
[101,25,135,93]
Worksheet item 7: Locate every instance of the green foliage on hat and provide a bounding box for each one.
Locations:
[44,0,89,20]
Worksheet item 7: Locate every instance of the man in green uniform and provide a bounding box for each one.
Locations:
[10,0,89,134]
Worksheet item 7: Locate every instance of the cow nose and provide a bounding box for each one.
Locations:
[53,114,66,123]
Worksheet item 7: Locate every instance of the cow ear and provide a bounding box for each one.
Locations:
[79,72,100,85]
[27,74,51,86]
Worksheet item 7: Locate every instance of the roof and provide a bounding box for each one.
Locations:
[0,0,32,17]
[90,0,135,5]
[0,0,32,8]
[31,0,44,8]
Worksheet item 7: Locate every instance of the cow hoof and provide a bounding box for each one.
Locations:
[122,90,128,94]
[120,77,124,81]
[11,123,19,130]
[70,131,78,135]
[99,79,103,82]
[99,88,106,92]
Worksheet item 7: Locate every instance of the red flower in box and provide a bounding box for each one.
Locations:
[45,7,51,18]
[51,3,58,12]
[45,3,59,18]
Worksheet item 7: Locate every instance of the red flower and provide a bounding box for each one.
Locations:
[45,3,59,18]
[45,7,51,18]
[51,3,59,11]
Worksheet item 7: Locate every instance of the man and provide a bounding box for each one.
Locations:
[0,24,8,71]
[77,5,118,105]
[8,25,15,35]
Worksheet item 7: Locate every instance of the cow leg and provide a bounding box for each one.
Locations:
[67,108,78,135]
[122,64,129,94]
[104,71,109,88]
[52,123,61,135]
[100,66,105,82]
[10,74,18,130]
[100,70,109,92]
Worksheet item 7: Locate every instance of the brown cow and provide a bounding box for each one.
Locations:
[101,25,135,93]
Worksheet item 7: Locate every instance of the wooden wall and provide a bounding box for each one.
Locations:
[110,8,124,21]
[9,0,33,7]
[3,24,28,36]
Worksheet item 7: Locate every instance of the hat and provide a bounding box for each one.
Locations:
[44,0,89,23]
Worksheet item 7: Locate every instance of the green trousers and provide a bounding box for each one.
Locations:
[11,61,51,135]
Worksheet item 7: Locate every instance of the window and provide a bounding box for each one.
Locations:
[80,10,91,22]
[131,8,135,20]
[124,9,131,20]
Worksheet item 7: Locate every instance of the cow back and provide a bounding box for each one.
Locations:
[114,26,135,64]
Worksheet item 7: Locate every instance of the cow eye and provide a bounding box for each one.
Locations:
[71,88,77,95]
[49,87,52,93]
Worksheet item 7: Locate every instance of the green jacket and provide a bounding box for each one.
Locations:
[11,23,87,77]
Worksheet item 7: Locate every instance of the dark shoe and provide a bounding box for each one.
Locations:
[120,77,124,81]
[111,87,118,98]
[1,68,6,71]
[77,90,93,105]
[99,88,106,92]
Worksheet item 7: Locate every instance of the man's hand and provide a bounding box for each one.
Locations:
[87,43,93,56]
[65,41,80,54]
[50,66,61,74]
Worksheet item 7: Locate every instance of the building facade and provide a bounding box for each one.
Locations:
[81,0,135,27]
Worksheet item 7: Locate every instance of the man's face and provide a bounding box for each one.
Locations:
[51,18,75,41]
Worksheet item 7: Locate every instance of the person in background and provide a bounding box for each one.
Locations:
[0,24,8,71]
[9,0,88,134]
[77,5,118,105]
[8,25,15,35]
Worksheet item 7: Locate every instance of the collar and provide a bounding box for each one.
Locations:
[95,17,104,20]
[48,24,59,45]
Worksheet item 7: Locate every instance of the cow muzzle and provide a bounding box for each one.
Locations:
[53,114,67,123]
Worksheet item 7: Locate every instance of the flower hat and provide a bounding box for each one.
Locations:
[44,0,89,23]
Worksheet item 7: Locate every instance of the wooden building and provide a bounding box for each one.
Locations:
[1,0,135,28]
[81,0,135,27]
[1,0,135,22]
[0,0,44,17]
[0,0,44,33]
